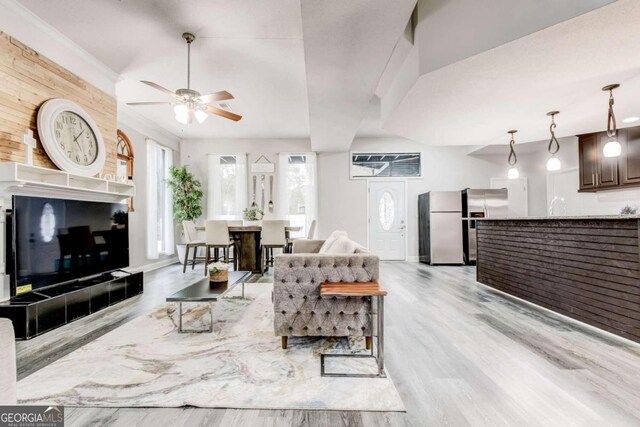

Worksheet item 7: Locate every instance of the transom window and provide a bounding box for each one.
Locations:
[351,152,421,178]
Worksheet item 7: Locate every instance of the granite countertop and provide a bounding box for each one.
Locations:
[462,215,640,220]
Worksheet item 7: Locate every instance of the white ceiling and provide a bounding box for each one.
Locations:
[300,0,416,151]
[384,0,640,147]
[19,0,311,139]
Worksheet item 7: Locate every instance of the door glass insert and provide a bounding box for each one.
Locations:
[378,191,395,231]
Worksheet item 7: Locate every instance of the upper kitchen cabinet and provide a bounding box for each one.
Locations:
[620,127,640,186]
[578,133,598,190]
[578,127,640,192]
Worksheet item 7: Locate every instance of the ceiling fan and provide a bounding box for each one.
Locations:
[127,32,242,124]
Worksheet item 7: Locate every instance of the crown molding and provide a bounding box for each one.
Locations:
[0,0,118,95]
[117,103,181,150]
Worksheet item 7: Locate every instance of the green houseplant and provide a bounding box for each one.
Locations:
[166,165,203,263]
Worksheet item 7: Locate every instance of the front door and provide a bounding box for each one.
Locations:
[368,181,406,260]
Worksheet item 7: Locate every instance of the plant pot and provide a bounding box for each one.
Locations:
[176,244,187,264]
[209,270,229,282]
[243,220,262,226]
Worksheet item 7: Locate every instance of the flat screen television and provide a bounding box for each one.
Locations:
[9,195,129,296]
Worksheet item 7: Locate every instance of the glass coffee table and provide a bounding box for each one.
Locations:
[166,271,251,333]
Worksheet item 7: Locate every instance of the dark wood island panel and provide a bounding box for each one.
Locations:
[476,218,640,343]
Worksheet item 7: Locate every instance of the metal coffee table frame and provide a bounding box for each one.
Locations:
[167,271,251,333]
[320,293,386,378]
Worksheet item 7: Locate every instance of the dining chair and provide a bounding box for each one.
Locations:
[286,219,316,253]
[261,220,289,274]
[226,220,243,270]
[204,220,234,276]
[182,220,207,273]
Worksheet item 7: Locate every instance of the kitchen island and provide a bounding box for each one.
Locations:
[475,216,640,343]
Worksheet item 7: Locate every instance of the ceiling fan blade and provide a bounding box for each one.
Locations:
[140,80,178,97]
[196,91,234,103]
[126,101,173,106]
[203,105,242,122]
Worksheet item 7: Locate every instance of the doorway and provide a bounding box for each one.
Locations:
[367,181,406,261]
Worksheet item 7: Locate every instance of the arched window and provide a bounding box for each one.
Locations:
[116,130,135,211]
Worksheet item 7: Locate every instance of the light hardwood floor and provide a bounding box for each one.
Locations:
[16,262,640,426]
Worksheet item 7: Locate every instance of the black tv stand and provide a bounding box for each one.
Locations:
[0,271,143,339]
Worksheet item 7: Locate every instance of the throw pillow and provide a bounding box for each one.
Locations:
[325,236,358,254]
[319,230,348,253]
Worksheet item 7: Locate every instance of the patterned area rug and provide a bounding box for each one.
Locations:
[18,282,405,411]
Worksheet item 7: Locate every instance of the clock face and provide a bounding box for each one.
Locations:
[52,111,99,166]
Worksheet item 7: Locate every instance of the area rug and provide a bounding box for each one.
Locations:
[17,282,405,411]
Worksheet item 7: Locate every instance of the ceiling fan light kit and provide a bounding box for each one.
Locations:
[127,32,242,124]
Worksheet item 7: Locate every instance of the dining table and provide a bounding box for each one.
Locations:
[195,225,302,273]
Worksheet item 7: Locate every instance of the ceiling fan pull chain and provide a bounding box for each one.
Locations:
[607,90,616,137]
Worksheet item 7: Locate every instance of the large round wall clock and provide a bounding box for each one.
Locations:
[37,99,106,177]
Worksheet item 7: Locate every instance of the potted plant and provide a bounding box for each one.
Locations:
[243,206,264,226]
[166,165,203,264]
[208,262,229,282]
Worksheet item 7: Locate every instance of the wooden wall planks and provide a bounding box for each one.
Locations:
[476,219,640,343]
[0,32,117,175]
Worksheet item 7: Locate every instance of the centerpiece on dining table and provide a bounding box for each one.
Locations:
[242,206,264,226]
[209,262,229,282]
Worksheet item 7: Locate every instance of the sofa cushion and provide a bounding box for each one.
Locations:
[324,236,358,254]
[319,230,347,253]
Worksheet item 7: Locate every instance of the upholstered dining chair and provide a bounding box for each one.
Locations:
[226,220,243,269]
[204,220,234,275]
[261,220,289,274]
[182,220,207,273]
[286,219,317,253]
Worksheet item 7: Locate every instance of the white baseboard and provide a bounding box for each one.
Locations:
[126,257,179,274]
[406,256,419,262]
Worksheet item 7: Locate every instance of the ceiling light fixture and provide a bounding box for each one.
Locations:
[602,84,622,158]
[546,111,561,171]
[623,116,639,123]
[507,130,519,179]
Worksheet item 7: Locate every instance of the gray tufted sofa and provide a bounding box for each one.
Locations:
[273,239,379,349]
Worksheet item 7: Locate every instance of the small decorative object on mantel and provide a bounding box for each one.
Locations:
[243,206,263,226]
[209,262,229,282]
[251,154,275,173]
[22,129,37,165]
[620,205,638,215]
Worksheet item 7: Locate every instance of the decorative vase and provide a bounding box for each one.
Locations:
[209,270,229,282]
[243,220,262,226]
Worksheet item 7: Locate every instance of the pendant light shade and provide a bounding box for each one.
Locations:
[546,111,561,171]
[602,84,621,158]
[507,130,519,180]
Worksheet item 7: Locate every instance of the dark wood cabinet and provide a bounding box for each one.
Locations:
[578,126,640,192]
[620,127,640,186]
[578,133,598,190]
[596,133,619,188]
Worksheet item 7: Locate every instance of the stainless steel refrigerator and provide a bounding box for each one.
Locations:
[418,191,463,265]
[461,188,508,264]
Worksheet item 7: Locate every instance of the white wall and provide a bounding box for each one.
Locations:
[118,109,180,270]
[317,137,507,261]
[179,138,312,222]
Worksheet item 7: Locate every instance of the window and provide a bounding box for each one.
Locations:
[351,152,421,178]
[208,154,248,219]
[278,153,317,238]
[146,140,174,259]
[378,191,394,231]
[116,130,134,211]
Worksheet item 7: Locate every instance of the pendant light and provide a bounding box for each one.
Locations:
[546,111,561,171]
[602,84,622,158]
[507,130,519,179]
